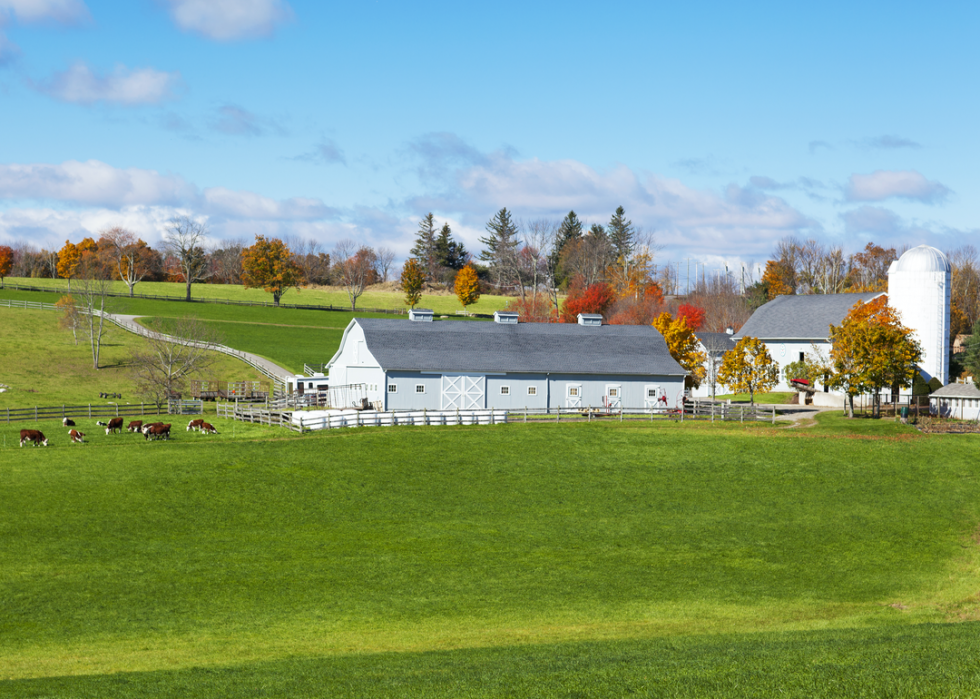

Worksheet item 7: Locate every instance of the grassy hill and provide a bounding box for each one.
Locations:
[1,277,517,315]
[2,415,980,695]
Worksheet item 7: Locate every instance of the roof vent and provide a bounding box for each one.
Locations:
[577,313,603,326]
[409,308,433,322]
[493,311,519,324]
[725,326,734,335]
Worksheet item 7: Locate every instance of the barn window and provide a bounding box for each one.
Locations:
[527,386,537,396]
[415,384,426,394]
[388,384,397,393]
[608,387,619,398]
[568,387,580,397]
[647,387,657,398]
[799,352,805,362]
[500,386,510,395]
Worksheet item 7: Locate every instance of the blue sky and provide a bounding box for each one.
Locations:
[0,0,976,280]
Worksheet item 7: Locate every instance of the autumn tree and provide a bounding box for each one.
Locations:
[560,276,615,322]
[847,243,897,292]
[56,240,80,290]
[240,235,303,306]
[454,263,481,311]
[401,257,425,309]
[653,312,707,389]
[0,245,12,287]
[100,227,158,296]
[717,336,779,406]
[130,317,221,409]
[560,224,614,288]
[677,303,706,331]
[333,240,377,311]
[828,295,923,418]
[56,294,82,345]
[163,216,212,301]
[762,260,794,300]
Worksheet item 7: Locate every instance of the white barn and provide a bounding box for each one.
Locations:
[326,313,688,411]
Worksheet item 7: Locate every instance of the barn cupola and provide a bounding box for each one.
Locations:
[577,313,603,326]
[493,311,519,324]
[409,308,434,322]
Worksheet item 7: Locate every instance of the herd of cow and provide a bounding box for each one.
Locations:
[18,417,219,447]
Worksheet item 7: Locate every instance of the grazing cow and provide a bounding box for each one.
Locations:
[19,429,48,447]
[68,429,85,443]
[127,420,143,433]
[63,417,75,427]
[100,417,124,435]
[141,422,164,435]
[187,418,205,432]
[200,422,218,435]
[144,423,172,441]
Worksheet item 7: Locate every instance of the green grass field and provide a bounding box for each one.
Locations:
[0,308,266,408]
[1,277,516,315]
[715,391,797,404]
[2,414,980,695]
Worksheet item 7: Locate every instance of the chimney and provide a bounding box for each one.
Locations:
[493,311,519,324]
[409,308,433,322]
[577,313,603,326]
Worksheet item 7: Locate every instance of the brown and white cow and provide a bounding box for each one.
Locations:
[187,418,205,432]
[144,423,172,441]
[63,417,75,427]
[200,422,218,435]
[96,417,124,435]
[19,429,48,447]
[141,422,164,435]
[127,420,143,433]
[68,429,85,443]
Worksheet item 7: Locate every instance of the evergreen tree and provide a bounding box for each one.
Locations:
[550,210,583,286]
[478,207,521,290]
[607,206,635,260]
[435,223,468,272]
[410,213,438,280]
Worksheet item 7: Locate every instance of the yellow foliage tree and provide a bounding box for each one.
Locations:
[400,257,425,309]
[717,336,779,406]
[653,312,707,389]
[454,263,481,310]
[607,250,654,299]
[56,240,80,290]
[828,295,922,418]
[241,235,303,306]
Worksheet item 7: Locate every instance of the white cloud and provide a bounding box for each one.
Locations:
[38,62,181,105]
[164,0,293,41]
[0,0,90,24]
[202,188,332,220]
[844,170,950,204]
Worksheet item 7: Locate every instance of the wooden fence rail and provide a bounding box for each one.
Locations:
[3,403,166,423]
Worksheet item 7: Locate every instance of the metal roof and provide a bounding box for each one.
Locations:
[733,292,883,341]
[353,318,687,376]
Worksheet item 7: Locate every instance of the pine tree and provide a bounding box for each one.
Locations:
[435,223,468,273]
[550,211,583,286]
[410,213,438,281]
[607,206,635,260]
[478,207,521,290]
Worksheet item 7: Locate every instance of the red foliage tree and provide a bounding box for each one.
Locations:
[504,292,557,323]
[676,303,706,331]
[560,276,615,322]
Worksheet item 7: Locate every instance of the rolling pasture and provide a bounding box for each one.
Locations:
[2,415,980,696]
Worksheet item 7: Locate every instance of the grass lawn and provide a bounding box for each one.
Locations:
[715,391,797,404]
[0,308,266,408]
[1,277,516,315]
[2,415,980,694]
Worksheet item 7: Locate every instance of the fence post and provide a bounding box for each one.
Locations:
[772,406,776,425]
[524,406,527,423]
[62,404,65,418]
[35,406,37,421]
[88,404,91,418]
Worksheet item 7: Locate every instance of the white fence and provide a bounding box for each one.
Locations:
[0,298,58,310]
[294,409,507,431]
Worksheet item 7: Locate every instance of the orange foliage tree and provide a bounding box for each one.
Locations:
[56,240,80,289]
[828,295,922,418]
[241,235,303,306]
[0,245,13,287]
[762,260,794,300]
[454,263,481,310]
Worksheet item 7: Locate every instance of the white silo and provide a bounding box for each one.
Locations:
[886,245,951,386]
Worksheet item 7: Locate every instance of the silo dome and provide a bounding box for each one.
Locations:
[893,245,951,274]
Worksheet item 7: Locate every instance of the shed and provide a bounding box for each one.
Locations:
[929,382,980,420]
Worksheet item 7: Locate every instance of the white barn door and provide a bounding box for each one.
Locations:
[565,384,583,408]
[441,375,485,409]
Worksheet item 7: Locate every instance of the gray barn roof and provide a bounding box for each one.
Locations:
[733,292,883,341]
[697,332,736,354]
[353,318,686,376]
[930,382,980,399]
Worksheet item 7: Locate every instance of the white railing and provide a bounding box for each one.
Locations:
[0,299,58,310]
[294,409,507,431]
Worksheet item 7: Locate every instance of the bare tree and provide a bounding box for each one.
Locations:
[164,216,213,301]
[130,317,221,408]
[374,246,396,283]
[700,333,735,399]
[561,226,614,287]
[209,239,246,285]
[74,276,111,369]
[689,275,752,333]
[333,240,376,311]
[101,227,154,297]
[523,218,561,318]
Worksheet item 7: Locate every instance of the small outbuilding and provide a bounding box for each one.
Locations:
[929,382,980,420]
[326,313,687,411]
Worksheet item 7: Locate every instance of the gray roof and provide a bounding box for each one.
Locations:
[354,318,686,376]
[733,292,883,341]
[697,332,736,354]
[931,382,980,399]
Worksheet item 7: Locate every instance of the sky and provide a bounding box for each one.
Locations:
[0,0,977,282]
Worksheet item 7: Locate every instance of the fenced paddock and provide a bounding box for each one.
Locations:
[508,400,777,424]
[3,402,166,423]
[216,402,506,432]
